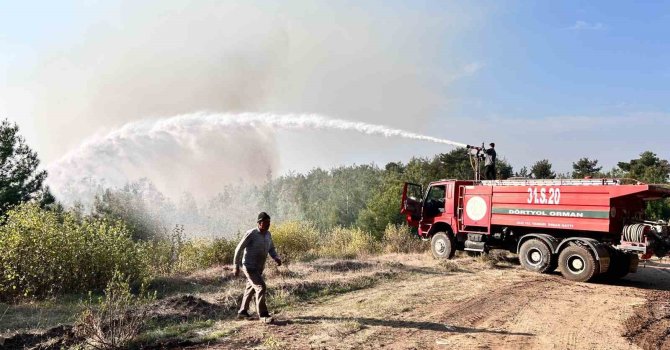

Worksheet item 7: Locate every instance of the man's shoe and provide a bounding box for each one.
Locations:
[237,311,251,320]
[260,316,274,324]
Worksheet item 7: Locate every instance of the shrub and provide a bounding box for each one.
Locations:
[202,237,237,266]
[143,225,239,275]
[271,221,320,263]
[142,235,179,276]
[381,224,426,254]
[175,239,235,273]
[0,204,146,300]
[76,271,155,349]
[318,226,380,259]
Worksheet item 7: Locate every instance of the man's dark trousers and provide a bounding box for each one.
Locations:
[240,267,269,317]
[485,165,496,180]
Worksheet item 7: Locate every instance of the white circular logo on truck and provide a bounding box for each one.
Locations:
[466,196,487,221]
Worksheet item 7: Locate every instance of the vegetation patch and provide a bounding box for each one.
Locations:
[270,270,398,308]
[438,260,463,272]
[0,204,146,300]
[75,271,155,350]
[311,260,374,272]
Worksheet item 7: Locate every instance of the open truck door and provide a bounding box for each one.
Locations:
[401,182,423,227]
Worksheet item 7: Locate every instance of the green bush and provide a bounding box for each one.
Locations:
[140,222,237,275]
[175,240,218,272]
[203,237,238,265]
[271,221,320,263]
[176,235,237,272]
[318,226,380,259]
[0,204,146,300]
[144,235,238,275]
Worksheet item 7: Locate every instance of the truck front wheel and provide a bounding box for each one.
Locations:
[558,245,598,282]
[519,239,555,273]
[431,232,455,259]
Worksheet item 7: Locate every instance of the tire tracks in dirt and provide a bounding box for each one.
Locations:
[415,270,643,350]
[433,275,568,349]
[184,255,669,349]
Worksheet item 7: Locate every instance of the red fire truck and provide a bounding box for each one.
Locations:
[401,178,670,282]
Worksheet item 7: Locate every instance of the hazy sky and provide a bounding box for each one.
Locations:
[1,0,669,193]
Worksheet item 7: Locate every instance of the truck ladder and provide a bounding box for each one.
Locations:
[456,185,465,232]
[480,178,637,187]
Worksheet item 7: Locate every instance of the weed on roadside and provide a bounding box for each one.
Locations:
[262,335,285,350]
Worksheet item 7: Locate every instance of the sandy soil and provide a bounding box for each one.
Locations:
[4,254,668,349]
[191,254,670,350]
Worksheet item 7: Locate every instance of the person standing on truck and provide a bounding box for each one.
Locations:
[233,212,282,323]
[484,142,496,180]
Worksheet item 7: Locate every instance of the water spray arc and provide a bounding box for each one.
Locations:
[46,112,466,204]
[248,113,467,147]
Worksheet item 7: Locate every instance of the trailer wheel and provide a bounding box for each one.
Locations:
[431,232,455,259]
[558,245,598,282]
[519,239,554,273]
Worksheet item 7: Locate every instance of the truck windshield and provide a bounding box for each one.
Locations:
[426,186,446,201]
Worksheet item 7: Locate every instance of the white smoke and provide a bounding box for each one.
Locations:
[47,112,466,205]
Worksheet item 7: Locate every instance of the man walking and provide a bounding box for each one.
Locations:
[484,142,497,180]
[234,212,282,323]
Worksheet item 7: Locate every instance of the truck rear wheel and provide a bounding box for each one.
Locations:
[558,245,598,282]
[431,232,455,259]
[519,239,554,273]
[602,249,632,280]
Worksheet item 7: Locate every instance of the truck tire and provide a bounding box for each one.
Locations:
[431,232,455,259]
[558,245,598,282]
[519,239,554,273]
[602,249,631,280]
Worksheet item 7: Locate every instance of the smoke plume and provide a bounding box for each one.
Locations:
[3,1,480,165]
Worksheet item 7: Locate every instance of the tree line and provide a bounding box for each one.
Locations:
[0,119,668,238]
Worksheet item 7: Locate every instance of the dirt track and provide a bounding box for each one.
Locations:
[191,254,670,350]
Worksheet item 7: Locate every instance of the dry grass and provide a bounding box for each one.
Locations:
[321,319,364,337]
[382,224,427,254]
[0,297,85,337]
[478,250,517,268]
[2,254,433,349]
[438,259,462,272]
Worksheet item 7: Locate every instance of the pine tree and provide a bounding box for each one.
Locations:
[530,159,556,179]
[0,119,49,216]
[572,157,602,179]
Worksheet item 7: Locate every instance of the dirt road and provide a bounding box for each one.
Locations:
[194,253,670,350]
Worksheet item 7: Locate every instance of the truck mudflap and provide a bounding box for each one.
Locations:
[556,238,611,274]
[628,254,639,273]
